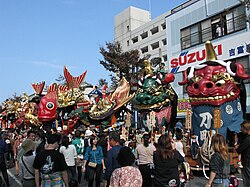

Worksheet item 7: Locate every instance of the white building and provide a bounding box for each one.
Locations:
[114,6,170,63]
[114,0,250,119]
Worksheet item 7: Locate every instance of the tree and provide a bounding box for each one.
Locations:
[55,74,66,86]
[97,78,108,88]
[99,41,143,89]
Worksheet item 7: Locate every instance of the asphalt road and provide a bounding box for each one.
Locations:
[5,167,244,187]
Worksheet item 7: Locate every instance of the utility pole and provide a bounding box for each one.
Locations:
[149,0,152,19]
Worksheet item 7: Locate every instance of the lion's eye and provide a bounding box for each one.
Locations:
[215,80,225,87]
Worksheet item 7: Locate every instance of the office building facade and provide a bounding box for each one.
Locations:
[114,0,250,119]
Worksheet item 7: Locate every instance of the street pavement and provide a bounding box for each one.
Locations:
[5,167,244,187]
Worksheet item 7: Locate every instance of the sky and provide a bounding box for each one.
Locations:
[0,0,186,103]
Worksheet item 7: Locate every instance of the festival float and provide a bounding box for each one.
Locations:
[0,65,135,133]
[178,41,250,176]
[132,59,178,140]
[35,66,135,133]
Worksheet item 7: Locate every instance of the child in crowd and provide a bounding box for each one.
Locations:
[190,133,199,160]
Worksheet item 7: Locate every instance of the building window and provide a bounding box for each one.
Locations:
[127,40,129,46]
[201,19,212,42]
[181,27,191,49]
[162,55,167,62]
[161,22,166,30]
[127,25,130,32]
[141,32,148,39]
[151,26,159,35]
[190,24,200,46]
[132,36,138,43]
[180,5,246,50]
[151,42,159,50]
[141,46,148,54]
[162,38,167,45]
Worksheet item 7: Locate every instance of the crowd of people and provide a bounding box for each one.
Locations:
[0,120,249,187]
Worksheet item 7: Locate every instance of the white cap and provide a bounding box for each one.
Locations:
[85,129,93,137]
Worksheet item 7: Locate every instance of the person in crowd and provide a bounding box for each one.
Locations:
[59,136,77,183]
[51,127,57,135]
[72,130,85,184]
[236,121,250,186]
[83,129,93,180]
[36,131,46,155]
[13,134,23,175]
[235,128,247,169]
[84,129,93,154]
[17,130,36,163]
[153,134,184,187]
[27,130,36,141]
[18,139,36,187]
[33,134,69,187]
[135,133,156,187]
[206,134,230,187]
[3,133,13,168]
[0,133,10,186]
[97,133,108,183]
[110,146,142,187]
[190,133,199,160]
[167,129,174,140]
[83,135,105,187]
[104,131,122,187]
[175,133,186,160]
[98,133,108,161]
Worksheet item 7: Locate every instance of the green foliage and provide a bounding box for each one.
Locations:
[99,41,143,89]
[98,78,108,88]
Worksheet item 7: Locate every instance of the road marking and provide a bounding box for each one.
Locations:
[7,169,22,186]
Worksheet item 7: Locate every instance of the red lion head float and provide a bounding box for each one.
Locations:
[179,41,250,107]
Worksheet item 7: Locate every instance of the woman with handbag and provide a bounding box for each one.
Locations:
[135,133,156,187]
[83,135,105,187]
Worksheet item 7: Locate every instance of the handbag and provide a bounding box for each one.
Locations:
[88,162,97,168]
[88,149,97,168]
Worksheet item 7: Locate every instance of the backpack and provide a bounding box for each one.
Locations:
[230,176,239,187]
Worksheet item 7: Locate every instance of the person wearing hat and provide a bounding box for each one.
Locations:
[18,139,36,187]
[85,129,93,137]
[236,121,250,187]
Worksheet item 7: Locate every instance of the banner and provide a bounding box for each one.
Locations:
[192,99,243,145]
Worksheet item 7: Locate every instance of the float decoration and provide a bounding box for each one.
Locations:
[179,41,250,145]
[133,60,178,127]
[178,41,250,171]
[36,66,135,132]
